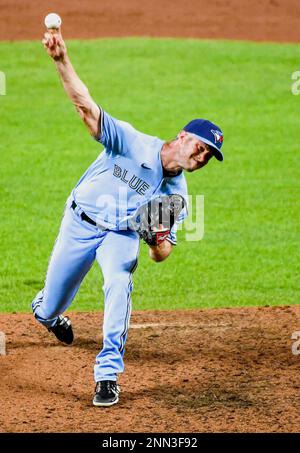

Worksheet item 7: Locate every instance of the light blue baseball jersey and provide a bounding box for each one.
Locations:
[72,108,188,244]
[32,108,189,384]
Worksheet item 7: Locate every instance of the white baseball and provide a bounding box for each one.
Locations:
[44,13,62,29]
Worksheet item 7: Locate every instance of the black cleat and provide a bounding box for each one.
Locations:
[93,381,120,407]
[48,315,73,345]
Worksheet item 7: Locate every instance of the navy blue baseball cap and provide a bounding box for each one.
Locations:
[183,119,224,161]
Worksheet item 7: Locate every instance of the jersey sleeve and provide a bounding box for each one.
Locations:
[94,107,139,156]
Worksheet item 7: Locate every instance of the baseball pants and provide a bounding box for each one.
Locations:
[31,198,140,382]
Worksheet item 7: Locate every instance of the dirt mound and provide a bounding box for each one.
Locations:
[0,306,299,432]
[1,0,300,42]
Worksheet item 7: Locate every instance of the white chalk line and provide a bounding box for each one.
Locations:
[130,323,231,330]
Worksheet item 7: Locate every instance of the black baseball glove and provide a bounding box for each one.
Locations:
[130,194,186,246]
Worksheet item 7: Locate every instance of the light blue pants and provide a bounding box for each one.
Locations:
[31,199,140,382]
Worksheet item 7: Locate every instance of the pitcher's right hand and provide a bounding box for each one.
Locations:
[42,29,67,62]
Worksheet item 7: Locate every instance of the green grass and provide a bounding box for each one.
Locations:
[0,38,299,313]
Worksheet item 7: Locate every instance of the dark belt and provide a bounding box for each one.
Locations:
[71,200,97,227]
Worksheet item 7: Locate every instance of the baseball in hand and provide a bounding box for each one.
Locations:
[44,13,62,30]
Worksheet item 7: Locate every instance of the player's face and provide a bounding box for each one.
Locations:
[178,131,214,172]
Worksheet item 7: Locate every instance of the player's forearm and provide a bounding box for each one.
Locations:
[53,54,100,136]
[149,240,172,262]
[55,55,92,112]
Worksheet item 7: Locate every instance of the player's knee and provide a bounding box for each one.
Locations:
[103,271,133,293]
[102,258,138,287]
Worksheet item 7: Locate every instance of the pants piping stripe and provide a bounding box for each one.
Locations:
[32,291,44,313]
[118,255,139,353]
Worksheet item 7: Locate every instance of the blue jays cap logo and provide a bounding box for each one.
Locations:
[211,129,223,145]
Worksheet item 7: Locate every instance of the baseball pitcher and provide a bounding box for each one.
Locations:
[31,27,224,407]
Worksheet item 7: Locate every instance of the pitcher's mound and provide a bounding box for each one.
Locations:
[0,306,299,432]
